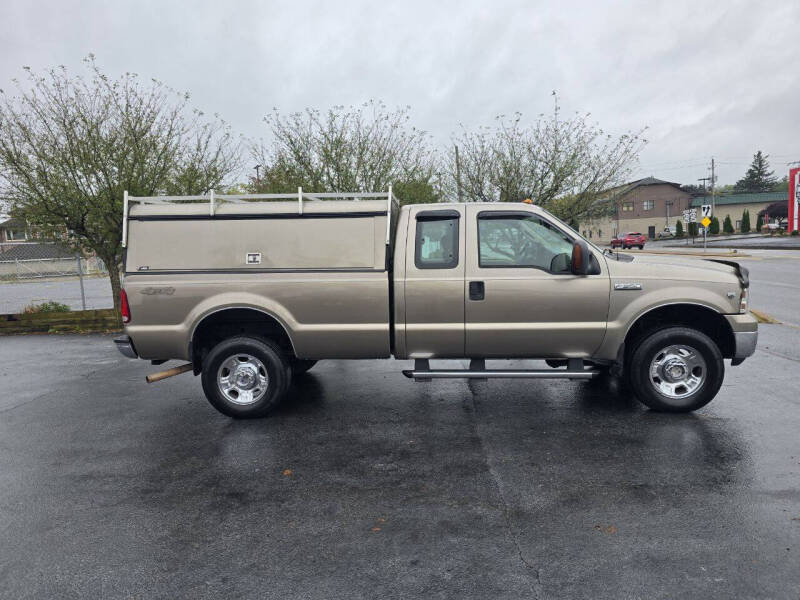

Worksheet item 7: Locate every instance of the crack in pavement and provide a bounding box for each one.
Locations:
[463,384,544,598]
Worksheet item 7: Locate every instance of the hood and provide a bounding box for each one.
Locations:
[605,252,740,283]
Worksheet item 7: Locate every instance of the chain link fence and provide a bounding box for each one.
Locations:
[0,242,114,314]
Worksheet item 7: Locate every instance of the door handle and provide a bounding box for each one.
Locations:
[469,281,485,301]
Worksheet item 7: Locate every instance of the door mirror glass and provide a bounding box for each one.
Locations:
[549,252,571,273]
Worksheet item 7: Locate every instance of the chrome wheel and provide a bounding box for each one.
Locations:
[217,354,269,405]
[649,344,706,399]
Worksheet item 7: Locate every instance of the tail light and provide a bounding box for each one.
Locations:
[120,289,131,323]
[740,288,748,313]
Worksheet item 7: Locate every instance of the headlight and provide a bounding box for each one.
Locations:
[740,288,748,313]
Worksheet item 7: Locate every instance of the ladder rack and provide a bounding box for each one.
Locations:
[121,186,400,248]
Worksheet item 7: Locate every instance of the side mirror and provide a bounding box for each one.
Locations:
[571,240,599,275]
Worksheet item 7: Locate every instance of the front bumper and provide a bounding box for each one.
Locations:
[732,331,758,365]
[114,335,138,359]
[725,313,758,365]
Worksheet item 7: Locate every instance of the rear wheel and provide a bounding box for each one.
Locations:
[201,336,290,418]
[627,327,723,412]
[638,244,644,250]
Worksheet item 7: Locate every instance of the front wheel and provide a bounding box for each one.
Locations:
[627,327,724,412]
[201,336,291,418]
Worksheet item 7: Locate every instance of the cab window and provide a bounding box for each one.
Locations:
[478,213,574,273]
[415,212,459,269]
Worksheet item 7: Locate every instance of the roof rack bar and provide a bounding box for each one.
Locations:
[386,184,393,245]
[122,190,129,248]
[298,186,303,215]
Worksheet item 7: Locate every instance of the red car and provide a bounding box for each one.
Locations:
[610,232,646,250]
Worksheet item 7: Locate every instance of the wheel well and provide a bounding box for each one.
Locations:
[623,304,736,360]
[191,308,294,371]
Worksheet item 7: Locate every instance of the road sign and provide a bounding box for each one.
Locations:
[701,204,712,218]
[682,208,697,223]
[701,216,711,228]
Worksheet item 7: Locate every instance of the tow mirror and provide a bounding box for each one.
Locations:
[571,240,599,275]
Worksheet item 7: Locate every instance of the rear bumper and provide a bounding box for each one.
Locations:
[114,335,139,359]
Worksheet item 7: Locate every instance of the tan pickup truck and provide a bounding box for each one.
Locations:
[115,189,757,418]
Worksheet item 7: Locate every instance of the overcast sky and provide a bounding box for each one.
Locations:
[2,0,798,186]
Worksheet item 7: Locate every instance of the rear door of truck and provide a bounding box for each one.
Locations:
[402,205,466,357]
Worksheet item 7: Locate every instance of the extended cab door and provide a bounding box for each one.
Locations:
[402,206,466,358]
[464,205,610,358]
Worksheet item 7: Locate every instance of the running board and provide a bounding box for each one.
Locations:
[402,359,599,381]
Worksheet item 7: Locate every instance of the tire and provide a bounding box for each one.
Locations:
[201,336,291,418]
[622,245,629,249]
[290,358,318,376]
[627,327,724,412]
[638,245,644,250]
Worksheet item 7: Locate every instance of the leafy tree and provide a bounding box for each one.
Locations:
[447,93,647,222]
[251,101,439,205]
[740,209,751,233]
[735,151,777,192]
[755,212,764,232]
[709,216,720,235]
[772,176,789,193]
[675,219,684,237]
[723,214,734,234]
[680,184,706,195]
[0,57,240,314]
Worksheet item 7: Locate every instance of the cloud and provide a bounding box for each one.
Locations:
[1,0,798,185]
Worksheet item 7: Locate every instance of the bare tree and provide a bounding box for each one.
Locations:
[252,100,440,204]
[0,56,240,314]
[448,94,647,223]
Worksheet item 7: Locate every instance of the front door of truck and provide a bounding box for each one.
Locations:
[464,205,610,358]
[403,206,466,358]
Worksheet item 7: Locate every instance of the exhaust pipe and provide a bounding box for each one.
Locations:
[146,363,193,383]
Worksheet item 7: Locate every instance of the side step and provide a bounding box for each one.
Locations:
[402,359,599,381]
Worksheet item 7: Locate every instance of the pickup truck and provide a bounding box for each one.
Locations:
[115,189,757,418]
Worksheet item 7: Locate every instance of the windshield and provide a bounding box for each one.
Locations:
[536,206,606,256]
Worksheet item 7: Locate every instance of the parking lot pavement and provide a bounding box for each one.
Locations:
[0,328,798,600]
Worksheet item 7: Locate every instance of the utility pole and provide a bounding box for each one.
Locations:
[454,145,463,203]
[710,157,716,216]
[253,164,262,184]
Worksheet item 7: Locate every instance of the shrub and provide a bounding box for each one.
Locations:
[709,216,720,235]
[675,219,684,237]
[741,209,751,233]
[791,230,799,237]
[755,212,763,232]
[22,301,71,314]
[723,215,734,234]
[688,222,699,237]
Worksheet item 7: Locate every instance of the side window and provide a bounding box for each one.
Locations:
[478,213,574,273]
[415,213,459,269]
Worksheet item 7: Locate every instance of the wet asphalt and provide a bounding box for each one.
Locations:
[1,254,799,599]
